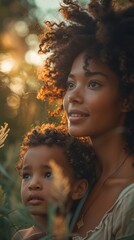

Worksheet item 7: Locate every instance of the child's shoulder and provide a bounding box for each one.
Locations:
[11,226,47,240]
[11,227,34,240]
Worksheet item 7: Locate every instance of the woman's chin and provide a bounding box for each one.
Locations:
[68,126,89,138]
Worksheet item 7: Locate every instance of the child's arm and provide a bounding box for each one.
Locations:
[23,232,47,240]
[11,230,22,240]
[12,230,46,240]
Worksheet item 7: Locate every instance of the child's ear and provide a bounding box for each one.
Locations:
[71,179,88,200]
[121,98,132,112]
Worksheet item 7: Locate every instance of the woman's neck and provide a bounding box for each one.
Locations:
[91,128,127,178]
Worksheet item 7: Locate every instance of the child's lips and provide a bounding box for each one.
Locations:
[27,195,44,205]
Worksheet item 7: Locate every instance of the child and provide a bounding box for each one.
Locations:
[12,124,97,240]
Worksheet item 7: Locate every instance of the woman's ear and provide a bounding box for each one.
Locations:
[71,179,89,200]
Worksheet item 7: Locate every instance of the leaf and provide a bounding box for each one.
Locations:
[0,185,6,207]
[0,163,13,180]
[48,159,70,207]
[0,123,10,149]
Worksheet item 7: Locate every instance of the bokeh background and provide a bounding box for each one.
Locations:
[0,1,66,238]
[0,0,128,239]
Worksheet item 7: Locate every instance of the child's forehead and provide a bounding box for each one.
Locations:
[23,145,70,169]
[24,145,64,157]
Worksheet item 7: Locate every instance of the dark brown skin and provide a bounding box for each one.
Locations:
[63,52,134,237]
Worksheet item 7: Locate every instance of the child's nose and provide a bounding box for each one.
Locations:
[28,176,42,190]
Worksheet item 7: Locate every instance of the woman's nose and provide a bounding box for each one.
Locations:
[28,176,42,190]
[67,87,83,104]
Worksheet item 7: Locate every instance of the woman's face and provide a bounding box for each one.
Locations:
[63,52,126,138]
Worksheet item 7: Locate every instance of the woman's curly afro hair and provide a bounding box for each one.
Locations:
[38,0,134,154]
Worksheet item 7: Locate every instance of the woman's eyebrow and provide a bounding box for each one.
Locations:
[68,71,108,79]
[68,73,75,79]
[85,71,108,78]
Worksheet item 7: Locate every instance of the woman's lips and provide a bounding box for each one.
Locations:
[68,110,89,122]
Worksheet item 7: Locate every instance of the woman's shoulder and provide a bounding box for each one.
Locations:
[111,183,134,239]
[114,182,134,207]
[100,183,134,227]
[72,183,134,240]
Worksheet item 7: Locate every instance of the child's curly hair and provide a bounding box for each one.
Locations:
[16,124,97,185]
[38,0,134,154]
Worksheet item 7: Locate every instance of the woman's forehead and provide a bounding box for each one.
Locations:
[70,52,119,82]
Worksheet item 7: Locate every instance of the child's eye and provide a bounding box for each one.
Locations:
[44,171,53,179]
[66,81,75,90]
[22,173,31,180]
[88,81,102,89]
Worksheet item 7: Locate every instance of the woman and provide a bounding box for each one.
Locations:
[38,0,134,239]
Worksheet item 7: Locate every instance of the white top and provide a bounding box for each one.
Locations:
[72,184,134,240]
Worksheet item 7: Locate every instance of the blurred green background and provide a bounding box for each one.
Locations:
[0,0,129,239]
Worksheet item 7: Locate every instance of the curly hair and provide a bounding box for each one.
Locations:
[37,0,134,154]
[16,124,97,185]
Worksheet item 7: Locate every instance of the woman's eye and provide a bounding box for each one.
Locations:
[44,171,53,179]
[66,81,75,90]
[88,81,102,89]
[22,173,31,180]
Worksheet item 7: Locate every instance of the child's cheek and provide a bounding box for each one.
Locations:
[21,183,28,205]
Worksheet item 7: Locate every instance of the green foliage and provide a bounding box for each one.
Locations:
[0,185,33,239]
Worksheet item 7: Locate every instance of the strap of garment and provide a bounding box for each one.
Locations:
[69,188,90,232]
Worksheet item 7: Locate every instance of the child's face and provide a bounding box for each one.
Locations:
[21,145,76,217]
